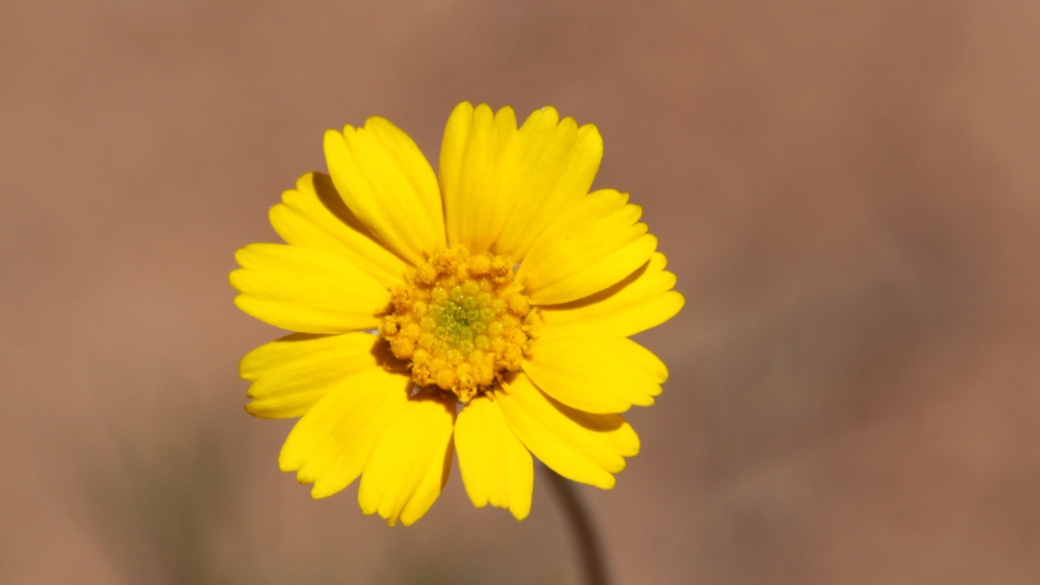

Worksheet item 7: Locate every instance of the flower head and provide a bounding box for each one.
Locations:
[231,103,684,525]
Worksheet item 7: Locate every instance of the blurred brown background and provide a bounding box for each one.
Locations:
[2,1,1039,583]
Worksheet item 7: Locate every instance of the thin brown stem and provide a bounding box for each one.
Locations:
[542,465,611,585]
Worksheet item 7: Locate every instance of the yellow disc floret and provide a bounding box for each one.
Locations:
[380,248,534,402]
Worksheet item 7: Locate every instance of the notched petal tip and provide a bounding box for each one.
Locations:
[323,127,345,148]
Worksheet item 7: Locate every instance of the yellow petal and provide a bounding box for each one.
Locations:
[517,189,657,305]
[270,172,408,288]
[242,332,382,419]
[358,390,457,526]
[491,107,603,264]
[455,395,534,520]
[278,367,412,500]
[324,117,445,266]
[495,373,639,489]
[230,243,389,334]
[528,331,665,412]
[440,102,521,254]
[539,253,685,337]
[524,332,666,414]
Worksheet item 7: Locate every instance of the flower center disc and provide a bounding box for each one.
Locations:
[380,248,533,402]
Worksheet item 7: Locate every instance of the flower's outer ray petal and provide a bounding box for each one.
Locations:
[491,107,603,264]
[230,243,389,334]
[271,172,408,288]
[230,243,388,333]
[517,189,657,305]
[242,332,382,419]
[455,395,534,520]
[524,332,667,414]
[358,390,457,526]
[495,374,639,489]
[538,252,684,337]
[440,102,520,254]
[324,117,446,266]
[279,367,412,500]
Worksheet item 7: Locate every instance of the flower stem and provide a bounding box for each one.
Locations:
[542,465,611,585]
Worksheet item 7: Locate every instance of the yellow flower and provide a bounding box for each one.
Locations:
[230,103,684,526]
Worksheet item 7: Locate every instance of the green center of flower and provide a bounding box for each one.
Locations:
[380,248,534,402]
[424,282,505,354]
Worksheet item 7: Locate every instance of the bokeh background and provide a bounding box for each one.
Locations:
[3,1,1040,583]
